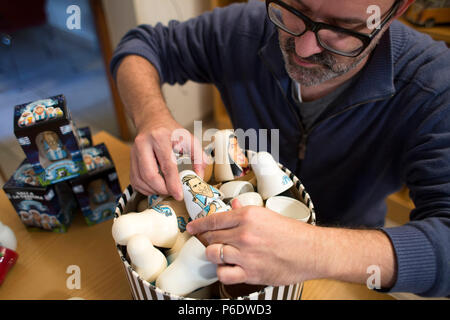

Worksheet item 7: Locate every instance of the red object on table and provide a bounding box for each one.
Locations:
[0,0,47,33]
[0,246,18,285]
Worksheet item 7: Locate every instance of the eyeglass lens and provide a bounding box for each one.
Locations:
[268,2,365,54]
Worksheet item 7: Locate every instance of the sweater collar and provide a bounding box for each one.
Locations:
[258,22,396,112]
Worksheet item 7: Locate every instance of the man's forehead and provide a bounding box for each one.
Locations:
[189,177,201,184]
[288,0,394,23]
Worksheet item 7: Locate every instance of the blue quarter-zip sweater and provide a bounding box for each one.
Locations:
[111,2,450,297]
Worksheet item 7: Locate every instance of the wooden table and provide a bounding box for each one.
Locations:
[0,131,393,300]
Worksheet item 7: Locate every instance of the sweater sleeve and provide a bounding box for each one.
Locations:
[109,3,259,86]
[381,90,450,297]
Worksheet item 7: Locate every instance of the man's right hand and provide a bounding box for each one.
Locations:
[115,55,208,201]
[130,117,207,201]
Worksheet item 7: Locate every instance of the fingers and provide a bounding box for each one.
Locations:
[200,227,241,246]
[217,265,247,285]
[186,211,240,235]
[132,129,185,200]
[172,128,207,179]
[191,136,207,179]
[152,137,183,201]
[134,141,169,196]
[231,198,243,209]
[205,243,241,265]
[132,124,211,201]
[130,145,160,195]
[205,244,248,284]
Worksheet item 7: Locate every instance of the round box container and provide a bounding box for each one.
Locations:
[114,151,316,300]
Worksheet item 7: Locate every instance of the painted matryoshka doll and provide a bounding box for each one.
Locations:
[49,216,60,227]
[83,154,96,171]
[88,179,110,205]
[213,130,250,182]
[18,111,35,127]
[19,211,34,226]
[33,104,47,122]
[30,209,42,227]
[180,170,230,220]
[17,165,39,186]
[228,133,250,178]
[46,106,63,119]
[42,131,67,161]
[40,214,52,230]
[94,156,110,169]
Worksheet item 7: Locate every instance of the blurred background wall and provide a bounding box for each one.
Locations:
[102,0,214,133]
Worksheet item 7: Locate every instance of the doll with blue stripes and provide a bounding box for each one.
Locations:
[41,131,67,161]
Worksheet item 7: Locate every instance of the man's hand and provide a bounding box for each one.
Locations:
[116,55,207,200]
[186,199,317,286]
[186,199,397,289]
[131,116,207,200]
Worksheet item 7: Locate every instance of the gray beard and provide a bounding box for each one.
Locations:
[278,35,374,87]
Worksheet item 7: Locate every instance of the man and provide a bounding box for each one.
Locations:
[111,0,450,297]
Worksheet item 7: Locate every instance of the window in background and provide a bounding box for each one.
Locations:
[0,0,119,178]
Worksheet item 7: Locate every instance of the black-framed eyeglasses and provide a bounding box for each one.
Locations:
[266,0,401,57]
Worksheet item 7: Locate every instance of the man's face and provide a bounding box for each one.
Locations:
[188,177,213,198]
[277,0,396,86]
[228,137,248,168]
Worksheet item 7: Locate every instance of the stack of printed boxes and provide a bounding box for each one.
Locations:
[2,95,122,232]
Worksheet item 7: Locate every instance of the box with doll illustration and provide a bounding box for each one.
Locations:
[13,95,87,186]
[70,143,121,226]
[2,160,77,233]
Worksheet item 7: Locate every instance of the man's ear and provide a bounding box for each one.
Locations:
[394,0,415,19]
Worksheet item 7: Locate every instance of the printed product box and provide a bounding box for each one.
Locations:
[70,143,121,226]
[13,94,87,186]
[77,126,93,149]
[2,160,77,233]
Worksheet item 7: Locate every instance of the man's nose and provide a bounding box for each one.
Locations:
[295,31,323,58]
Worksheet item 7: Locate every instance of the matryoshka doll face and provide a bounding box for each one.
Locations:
[41,214,52,230]
[23,168,39,186]
[186,176,214,198]
[19,210,33,226]
[46,106,54,117]
[43,132,60,150]
[54,107,63,118]
[94,156,104,167]
[24,176,38,186]
[19,111,35,127]
[83,154,94,170]
[88,179,109,204]
[30,210,41,223]
[34,105,45,116]
[228,136,248,168]
[41,214,49,223]
[49,216,59,226]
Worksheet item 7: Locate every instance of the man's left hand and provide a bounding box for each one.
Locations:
[186,199,318,286]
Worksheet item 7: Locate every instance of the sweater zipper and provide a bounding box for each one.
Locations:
[258,51,308,159]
